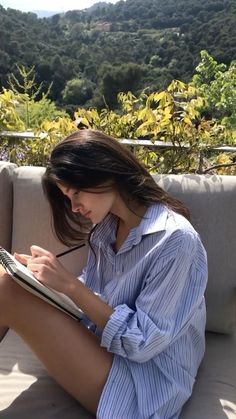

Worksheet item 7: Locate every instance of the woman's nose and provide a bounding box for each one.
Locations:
[71,199,81,213]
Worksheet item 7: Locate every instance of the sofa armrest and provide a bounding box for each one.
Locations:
[0,162,17,251]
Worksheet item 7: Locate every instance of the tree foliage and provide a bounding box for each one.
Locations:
[0,0,236,110]
[192,50,236,128]
[74,79,236,174]
[0,53,235,174]
[0,89,25,131]
[62,77,94,106]
[7,65,67,129]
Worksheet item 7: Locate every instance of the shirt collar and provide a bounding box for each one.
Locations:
[138,203,169,235]
[90,213,118,245]
[131,203,169,247]
[91,203,169,250]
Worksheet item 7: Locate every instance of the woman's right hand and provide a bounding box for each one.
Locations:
[14,252,32,266]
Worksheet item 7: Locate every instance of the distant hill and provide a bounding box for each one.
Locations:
[33,10,63,18]
[0,0,235,111]
[86,2,110,12]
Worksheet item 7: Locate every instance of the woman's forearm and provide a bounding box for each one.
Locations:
[66,279,114,329]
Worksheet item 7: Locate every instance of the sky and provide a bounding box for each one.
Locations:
[0,0,119,12]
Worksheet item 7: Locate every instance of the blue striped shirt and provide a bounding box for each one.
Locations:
[81,203,208,418]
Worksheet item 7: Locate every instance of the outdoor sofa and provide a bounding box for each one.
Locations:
[0,160,235,419]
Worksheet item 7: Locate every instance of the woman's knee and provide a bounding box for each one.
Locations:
[0,270,12,293]
[0,271,18,314]
[0,271,28,326]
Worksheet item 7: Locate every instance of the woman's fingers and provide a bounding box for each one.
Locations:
[27,262,43,273]
[14,247,53,266]
[28,256,50,265]
[14,253,31,265]
[30,245,52,258]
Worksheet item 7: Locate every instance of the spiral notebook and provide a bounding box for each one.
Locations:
[0,247,83,321]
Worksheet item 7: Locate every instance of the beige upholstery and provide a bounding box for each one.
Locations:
[11,166,88,276]
[155,174,236,334]
[181,333,236,419]
[0,330,93,419]
[0,162,16,251]
[1,331,235,419]
[0,167,235,418]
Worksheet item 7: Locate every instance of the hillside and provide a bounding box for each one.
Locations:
[0,0,235,110]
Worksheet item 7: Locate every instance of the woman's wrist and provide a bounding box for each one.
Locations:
[64,276,82,299]
[64,276,113,329]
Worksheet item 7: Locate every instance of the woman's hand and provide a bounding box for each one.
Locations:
[15,246,114,329]
[14,253,33,267]
[14,246,76,295]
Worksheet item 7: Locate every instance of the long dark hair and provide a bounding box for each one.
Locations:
[42,129,190,246]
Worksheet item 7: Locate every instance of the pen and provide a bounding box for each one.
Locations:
[56,243,86,258]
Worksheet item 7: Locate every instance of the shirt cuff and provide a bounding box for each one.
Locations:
[101,304,134,352]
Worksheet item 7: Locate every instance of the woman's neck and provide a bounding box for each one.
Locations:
[111,193,147,231]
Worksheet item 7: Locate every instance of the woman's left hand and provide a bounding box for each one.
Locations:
[24,245,76,295]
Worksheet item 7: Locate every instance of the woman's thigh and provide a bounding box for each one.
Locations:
[0,272,113,415]
[0,326,8,342]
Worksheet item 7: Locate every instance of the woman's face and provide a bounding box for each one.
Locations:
[57,183,118,224]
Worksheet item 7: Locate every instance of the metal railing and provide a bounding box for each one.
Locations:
[0,130,36,140]
[1,130,236,152]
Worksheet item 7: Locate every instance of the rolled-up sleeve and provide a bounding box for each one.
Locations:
[101,231,207,362]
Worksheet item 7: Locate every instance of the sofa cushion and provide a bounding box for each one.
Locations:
[181,332,236,419]
[11,166,88,277]
[10,169,236,333]
[0,330,235,419]
[0,330,94,419]
[155,174,236,334]
[0,162,16,251]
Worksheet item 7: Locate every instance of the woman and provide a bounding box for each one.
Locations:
[0,129,207,418]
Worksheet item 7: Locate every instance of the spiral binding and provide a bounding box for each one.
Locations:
[0,247,81,321]
[0,247,15,270]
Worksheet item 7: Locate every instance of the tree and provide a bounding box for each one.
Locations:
[98,63,146,109]
[0,50,10,74]
[192,50,236,127]
[62,77,94,106]
[7,64,53,128]
[6,65,66,129]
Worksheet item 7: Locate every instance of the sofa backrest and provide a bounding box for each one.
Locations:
[155,174,236,335]
[0,162,16,251]
[1,164,235,335]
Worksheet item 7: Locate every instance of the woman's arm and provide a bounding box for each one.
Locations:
[100,231,207,362]
[15,245,114,329]
[67,280,114,329]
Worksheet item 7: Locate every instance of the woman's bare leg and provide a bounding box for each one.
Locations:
[0,268,9,342]
[0,326,8,342]
[0,272,113,415]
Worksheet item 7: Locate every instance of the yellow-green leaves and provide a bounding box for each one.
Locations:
[74,78,235,174]
[1,57,235,174]
[0,89,25,131]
